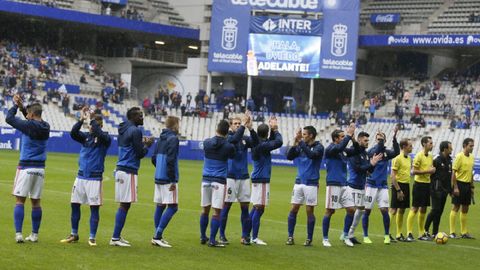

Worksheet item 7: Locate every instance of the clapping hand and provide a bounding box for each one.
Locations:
[143,136,154,147]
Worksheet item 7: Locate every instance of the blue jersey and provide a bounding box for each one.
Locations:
[324,135,359,186]
[286,141,324,186]
[366,138,400,188]
[116,121,148,174]
[6,105,50,168]
[251,130,283,183]
[152,128,179,184]
[347,147,373,189]
[202,136,235,184]
[227,126,258,180]
[71,119,111,180]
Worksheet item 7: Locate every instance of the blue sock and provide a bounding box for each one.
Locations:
[112,207,128,239]
[155,206,178,239]
[343,213,354,237]
[307,215,316,240]
[154,205,166,230]
[247,208,256,236]
[209,215,220,243]
[71,203,81,235]
[219,204,231,238]
[288,211,297,237]
[31,207,42,234]
[90,206,100,239]
[322,215,331,239]
[252,208,264,240]
[362,211,370,237]
[14,204,24,233]
[200,213,209,240]
[240,205,250,238]
[382,210,390,235]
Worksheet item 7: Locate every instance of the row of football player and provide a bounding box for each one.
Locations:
[4,95,475,247]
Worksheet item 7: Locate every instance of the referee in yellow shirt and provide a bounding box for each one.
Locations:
[390,139,413,241]
[449,138,475,239]
[406,136,435,242]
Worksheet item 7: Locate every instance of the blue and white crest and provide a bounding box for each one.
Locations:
[331,24,348,57]
[222,17,238,50]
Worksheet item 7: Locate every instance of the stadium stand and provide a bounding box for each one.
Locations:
[8,0,190,27]
[360,0,445,26]
[428,0,480,34]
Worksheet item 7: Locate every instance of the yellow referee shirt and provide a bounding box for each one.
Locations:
[452,152,474,183]
[413,151,433,183]
[391,152,411,184]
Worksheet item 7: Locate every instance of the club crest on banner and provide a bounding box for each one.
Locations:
[222,18,239,50]
[331,24,348,57]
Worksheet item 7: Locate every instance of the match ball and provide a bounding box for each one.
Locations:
[435,232,448,244]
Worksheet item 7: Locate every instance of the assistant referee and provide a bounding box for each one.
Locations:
[449,138,475,239]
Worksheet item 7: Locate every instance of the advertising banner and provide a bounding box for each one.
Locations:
[370,13,401,24]
[250,16,323,36]
[359,34,480,47]
[101,0,128,5]
[247,33,321,78]
[207,0,250,73]
[229,0,322,12]
[318,10,359,80]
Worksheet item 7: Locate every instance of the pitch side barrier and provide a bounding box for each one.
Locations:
[2,128,480,180]
[0,128,294,167]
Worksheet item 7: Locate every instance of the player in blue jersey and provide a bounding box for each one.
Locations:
[285,126,324,246]
[322,123,358,247]
[61,106,111,246]
[110,107,154,247]
[248,116,283,245]
[343,132,382,247]
[200,120,236,247]
[151,116,180,248]
[6,94,50,243]
[361,126,399,244]
[219,112,258,245]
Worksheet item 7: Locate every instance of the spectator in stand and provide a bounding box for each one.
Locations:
[143,97,151,115]
[80,74,87,84]
[414,104,420,117]
[474,101,480,121]
[186,92,192,108]
[369,100,376,119]
[247,96,255,112]
[465,106,471,121]
[403,90,410,104]
[105,5,112,16]
[62,94,70,116]
[450,118,456,132]
[363,98,370,112]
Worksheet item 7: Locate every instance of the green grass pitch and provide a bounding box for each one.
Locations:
[0,150,479,270]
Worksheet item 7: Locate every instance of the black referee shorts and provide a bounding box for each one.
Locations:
[391,182,410,209]
[452,181,472,206]
[412,182,431,207]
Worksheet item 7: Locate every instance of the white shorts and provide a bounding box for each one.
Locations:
[325,186,350,209]
[201,182,225,209]
[71,178,103,205]
[225,178,251,203]
[291,184,318,206]
[344,186,365,208]
[114,170,138,203]
[12,168,45,199]
[154,183,178,204]
[364,186,389,209]
[251,183,270,206]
